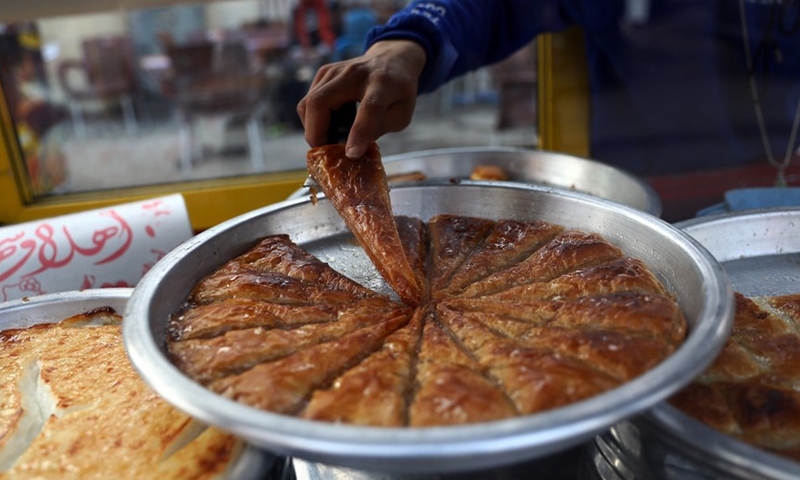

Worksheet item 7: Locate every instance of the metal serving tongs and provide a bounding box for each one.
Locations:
[303,101,358,190]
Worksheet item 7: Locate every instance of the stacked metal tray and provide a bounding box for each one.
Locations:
[288,147,662,216]
[124,181,732,474]
[0,288,274,479]
[587,208,800,480]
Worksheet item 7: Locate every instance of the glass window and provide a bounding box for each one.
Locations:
[0,0,534,199]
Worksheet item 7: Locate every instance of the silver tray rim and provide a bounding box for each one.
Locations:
[124,180,730,473]
[0,288,274,479]
[0,288,133,328]
[631,207,800,479]
[675,206,800,261]
[287,146,662,216]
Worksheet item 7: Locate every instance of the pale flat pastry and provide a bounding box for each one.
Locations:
[0,309,241,479]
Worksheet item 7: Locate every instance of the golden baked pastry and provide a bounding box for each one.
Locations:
[469,164,509,181]
[0,307,243,479]
[307,142,423,305]
[670,292,800,461]
[168,214,687,427]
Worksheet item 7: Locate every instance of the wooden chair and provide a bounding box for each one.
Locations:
[57,35,138,137]
[162,39,267,174]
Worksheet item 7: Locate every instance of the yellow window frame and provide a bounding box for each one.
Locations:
[0,84,307,232]
[537,27,590,158]
[1,27,589,232]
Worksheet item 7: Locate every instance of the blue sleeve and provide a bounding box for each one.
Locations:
[365,0,575,93]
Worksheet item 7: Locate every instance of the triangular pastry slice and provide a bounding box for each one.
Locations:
[208,310,411,414]
[170,301,410,384]
[444,219,563,296]
[307,142,423,305]
[460,230,624,298]
[301,308,424,426]
[427,214,495,298]
[409,313,517,426]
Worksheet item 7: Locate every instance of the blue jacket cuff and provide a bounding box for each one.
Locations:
[365,9,458,94]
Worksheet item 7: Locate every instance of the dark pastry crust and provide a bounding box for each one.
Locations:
[409,312,518,426]
[395,215,428,299]
[443,219,563,296]
[168,298,339,341]
[169,301,410,384]
[307,143,423,305]
[300,308,424,426]
[427,214,495,297]
[484,257,668,302]
[459,230,624,298]
[208,310,411,414]
[232,235,378,298]
[168,215,686,428]
[671,292,800,461]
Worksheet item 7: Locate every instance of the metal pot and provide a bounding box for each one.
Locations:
[588,208,800,480]
[124,181,730,474]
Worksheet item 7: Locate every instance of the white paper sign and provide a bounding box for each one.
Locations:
[0,194,193,302]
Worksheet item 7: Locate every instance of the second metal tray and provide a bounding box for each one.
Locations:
[288,147,662,216]
[589,208,800,480]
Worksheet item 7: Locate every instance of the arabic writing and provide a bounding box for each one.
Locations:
[0,209,133,284]
[0,195,190,302]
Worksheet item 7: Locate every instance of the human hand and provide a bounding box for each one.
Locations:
[297,40,427,159]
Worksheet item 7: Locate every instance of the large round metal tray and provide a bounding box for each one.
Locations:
[124,181,731,473]
[287,147,662,216]
[0,288,274,479]
[588,208,800,480]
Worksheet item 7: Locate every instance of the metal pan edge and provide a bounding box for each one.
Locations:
[124,181,729,473]
[287,147,662,216]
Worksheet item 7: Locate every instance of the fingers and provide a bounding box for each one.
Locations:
[299,67,410,158]
[298,64,362,148]
[297,40,426,158]
[347,87,416,159]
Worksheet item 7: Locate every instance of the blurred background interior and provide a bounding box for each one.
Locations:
[0,0,537,196]
[3,0,796,231]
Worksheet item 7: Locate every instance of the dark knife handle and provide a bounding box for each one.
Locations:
[326,102,357,145]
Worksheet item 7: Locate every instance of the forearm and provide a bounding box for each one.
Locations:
[366,0,571,93]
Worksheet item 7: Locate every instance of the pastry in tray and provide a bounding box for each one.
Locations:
[307,142,423,305]
[0,308,244,478]
[167,213,687,427]
[670,292,800,461]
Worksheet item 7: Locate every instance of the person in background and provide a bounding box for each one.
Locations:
[292,0,337,54]
[331,5,379,61]
[0,24,69,194]
[297,0,800,184]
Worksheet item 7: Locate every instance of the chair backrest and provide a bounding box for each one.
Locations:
[215,40,250,74]
[81,36,135,94]
[166,41,215,77]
